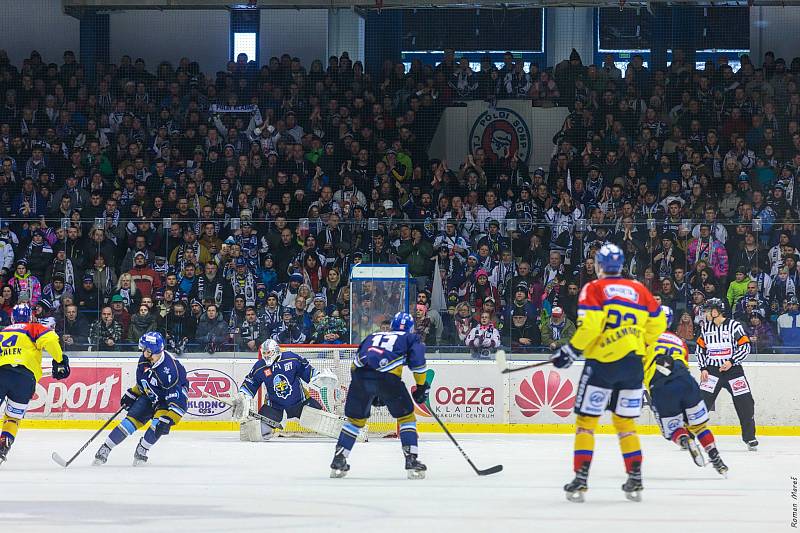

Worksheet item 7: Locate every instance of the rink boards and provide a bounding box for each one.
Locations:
[20,358,800,435]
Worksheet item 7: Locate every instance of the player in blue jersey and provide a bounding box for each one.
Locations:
[232,339,339,441]
[330,312,429,480]
[94,332,189,466]
[644,306,728,476]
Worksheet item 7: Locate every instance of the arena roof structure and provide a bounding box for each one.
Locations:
[61,0,799,11]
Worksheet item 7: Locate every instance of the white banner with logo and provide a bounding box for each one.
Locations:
[405,361,504,425]
[24,358,800,431]
[428,100,569,171]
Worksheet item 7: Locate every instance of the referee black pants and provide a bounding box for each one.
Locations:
[701,365,756,443]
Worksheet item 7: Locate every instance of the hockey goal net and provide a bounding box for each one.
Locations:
[257,344,398,438]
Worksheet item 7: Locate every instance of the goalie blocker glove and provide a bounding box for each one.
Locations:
[232,392,253,422]
[551,344,580,369]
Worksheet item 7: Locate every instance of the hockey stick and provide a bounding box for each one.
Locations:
[426,404,503,476]
[495,350,552,374]
[202,391,283,430]
[417,370,502,477]
[51,406,125,468]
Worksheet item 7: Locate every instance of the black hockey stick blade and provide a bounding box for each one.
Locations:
[426,401,503,477]
[477,464,504,476]
[51,406,125,468]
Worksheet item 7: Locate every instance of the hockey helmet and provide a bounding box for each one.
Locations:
[595,243,625,276]
[390,312,415,333]
[259,339,281,366]
[11,304,32,324]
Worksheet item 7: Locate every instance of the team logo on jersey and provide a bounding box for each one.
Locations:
[515,211,534,234]
[273,374,293,400]
[603,284,639,302]
[515,370,575,418]
[186,368,235,417]
[589,391,607,407]
[469,107,531,163]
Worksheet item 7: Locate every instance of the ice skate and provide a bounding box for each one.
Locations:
[564,463,589,503]
[747,439,758,452]
[403,446,426,480]
[621,463,643,502]
[680,434,706,467]
[330,447,350,478]
[93,444,111,466]
[708,448,729,477]
[132,442,149,466]
[0,435,10,466]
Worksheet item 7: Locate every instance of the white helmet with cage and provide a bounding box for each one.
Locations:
[259,339,281,366]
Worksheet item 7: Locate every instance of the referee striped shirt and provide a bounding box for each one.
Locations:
[695,318,751,370]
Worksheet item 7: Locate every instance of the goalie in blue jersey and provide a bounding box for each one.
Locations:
[330,312,429,480]
[232,339,339,441]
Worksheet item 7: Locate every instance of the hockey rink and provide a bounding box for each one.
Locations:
[1,431,796,533]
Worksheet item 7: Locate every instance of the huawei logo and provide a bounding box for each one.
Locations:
[515,370,575,418]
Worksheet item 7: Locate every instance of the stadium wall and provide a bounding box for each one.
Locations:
[0,0,80,65]
[23,358,800,436]
[108,10,230,70]
[750,6,800,65]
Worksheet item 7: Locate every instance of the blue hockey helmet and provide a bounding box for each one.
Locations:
[390,312,415,333]
[11,304,32,324]
[595,243,625,275]
[139,331,165,355]
[661,305,674,327]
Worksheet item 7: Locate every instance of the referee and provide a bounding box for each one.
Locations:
[695,298,758,450]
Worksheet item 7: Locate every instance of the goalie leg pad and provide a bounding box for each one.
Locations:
[240,418,274,441]
[299,406,345,438]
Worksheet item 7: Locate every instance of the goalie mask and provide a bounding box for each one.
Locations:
[259,339,281,366]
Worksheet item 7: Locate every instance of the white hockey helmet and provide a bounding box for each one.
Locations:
[259,339,281,366]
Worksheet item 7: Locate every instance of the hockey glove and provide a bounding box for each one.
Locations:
[121,388,139,410]
[412,383,430,405]
[232,392,252,422]
[310,368,339,390]
[52,354,71,380]
[550,344,580,369]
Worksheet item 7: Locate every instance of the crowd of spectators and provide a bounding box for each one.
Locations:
[2,44,800,355]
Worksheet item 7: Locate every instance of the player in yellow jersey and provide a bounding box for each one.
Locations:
[644,305,728,476]
[550,244,666,502]
[0,304,70,465]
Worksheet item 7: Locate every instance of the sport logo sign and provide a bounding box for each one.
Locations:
[30,367,121,415]
[187,368,236,417]
[469,108,531,163]
[515,370,575,418]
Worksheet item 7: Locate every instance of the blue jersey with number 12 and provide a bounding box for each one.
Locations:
[355,331,427,377]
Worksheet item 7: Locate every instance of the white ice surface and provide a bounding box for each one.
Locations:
[0,431,797,533]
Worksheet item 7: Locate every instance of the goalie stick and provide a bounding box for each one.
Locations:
[418,370,502,477]
[201,391,283,430]
[494,350,553,374]
[52,406,125,468]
